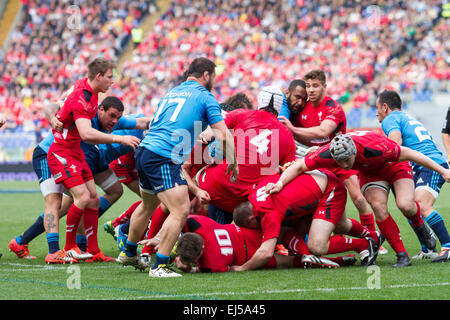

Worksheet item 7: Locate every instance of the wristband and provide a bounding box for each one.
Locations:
[275,181,283,190]
[112,135,122,144]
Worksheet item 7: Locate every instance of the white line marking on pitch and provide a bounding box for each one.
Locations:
[132,282,450,299]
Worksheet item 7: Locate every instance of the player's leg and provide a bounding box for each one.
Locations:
[125,179,141,196]
[150,184,190,277]
[94,168,123,218]
[392,178,436,253]
[363,184,411,267]
[414,167,450,262]
[343,175,387,254]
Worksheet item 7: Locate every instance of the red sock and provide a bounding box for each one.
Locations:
[84,207,100,255]
[281,229,311,255]
[112,200,142,228]
[404,201,424,229]
[377,214,407,254]
[327,234,368,254]
[360,213,376,232]
[64,204,84,251]
[347,218,377,240]
[147,205,170,240]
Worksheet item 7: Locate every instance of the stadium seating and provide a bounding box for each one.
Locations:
[0,0,448,134]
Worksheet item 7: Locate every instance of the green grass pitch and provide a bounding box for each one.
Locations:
[0,180,449,301]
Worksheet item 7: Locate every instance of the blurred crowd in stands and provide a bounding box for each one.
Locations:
[0,0,448,138]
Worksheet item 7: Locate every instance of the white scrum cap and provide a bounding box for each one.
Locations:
[257,85,284,114]
[329,134,357,161]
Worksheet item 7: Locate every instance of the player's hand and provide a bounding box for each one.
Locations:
[229,265,244,272]
[118,135,141,150]
[265,181,283,194]
[279,161,294,173]
[138,238,160,250]
[226,162,239,183]
[278,115,294,131]
[196,189,211,205]
[51,116,63,132]
[442,169,450,183]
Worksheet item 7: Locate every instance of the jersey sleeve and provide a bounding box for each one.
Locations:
[323,100,345,125]
[304,144,335,170]
[278,92,291,119]
[442,107,450,134]
[70,91,94,121]
[381,114,401,137]
[203,93,223,126]
[113,115,137,130]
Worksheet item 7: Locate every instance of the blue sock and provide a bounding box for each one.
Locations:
[98,197,111,218]
[46,233,59,254]
[19,212,45,245]
[124,240,138,257]
[120,221,130,235]
[152,252,170,269]
[425,211,450,248]
[76,235,87,252]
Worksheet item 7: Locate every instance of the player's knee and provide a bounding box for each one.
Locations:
[89,193,100,209]
[307,238,327,256]
[369,200,387,216]
[396,199,415,215]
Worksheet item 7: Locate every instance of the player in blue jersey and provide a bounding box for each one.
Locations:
[376,90,450,262]
[118,57,238,277]
[9,97,148,263]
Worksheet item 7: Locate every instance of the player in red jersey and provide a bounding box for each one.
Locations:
[279,71,384,254]
[230,170,382,271]
[109,152,140,195]
[267,131,450,267]
[47,58,140,262]
[140,215,341,273]
[192,86,296,215]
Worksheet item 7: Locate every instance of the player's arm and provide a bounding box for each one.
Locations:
[210,120,239,180]
[279,117,337,144]
[387,131,403,145]
[135,116,152,130]
[441,108,450,162]
[399,146,450,182]
[230,238,277,272]
[181,163,210,205]
[75,118,140,150]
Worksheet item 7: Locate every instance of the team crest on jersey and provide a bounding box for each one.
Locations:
[70,164,77,173]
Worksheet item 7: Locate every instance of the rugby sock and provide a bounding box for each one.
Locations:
[64,204,84,251]
[146,205,169,241]
[124,240,138,257]
[120,221,130,235]
[112,200,141,228]
[152,252,170,269]
[377,214,407,254]
[83,207,100,255]
[76,235,87,252]
[327,234,368,254]
[98,196,111,218]
[347,218,377,240]
[46,233,60,254]
[18,213,45,245]
[404,201,424,229]
[425,211,450,248]
[359,213,376,232]
[281,229,310,255]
